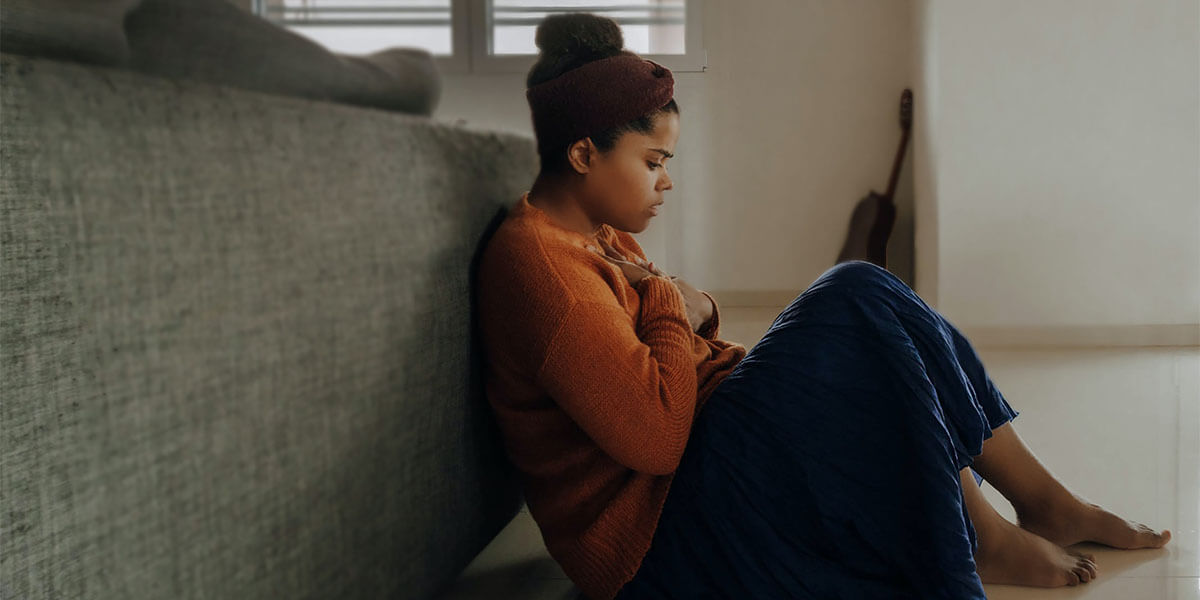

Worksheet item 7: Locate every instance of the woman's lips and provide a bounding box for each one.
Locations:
[648,205,660,215]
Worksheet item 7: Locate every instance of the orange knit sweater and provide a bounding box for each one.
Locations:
[476,192,748,600]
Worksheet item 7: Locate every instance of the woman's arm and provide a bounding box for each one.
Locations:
[535,276,698,476]
[596,235,715,334]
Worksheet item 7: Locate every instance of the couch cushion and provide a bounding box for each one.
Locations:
[0,52,536,600]
[124,0,443,116]
[0,0,140,66]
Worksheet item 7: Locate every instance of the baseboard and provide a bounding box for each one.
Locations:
[709,289,800,307]
[707,290,1200,348]
[953,324,1200,348]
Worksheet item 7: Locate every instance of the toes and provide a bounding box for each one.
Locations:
[1077,558,1098,581]
[1062,552,1098,585]
[1149,528,1172,547]
[1135,524,1171,548]
[1072,562,1092,583]
[1066,569,1081,586]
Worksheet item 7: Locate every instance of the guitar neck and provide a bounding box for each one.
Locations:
[884,128,911,201]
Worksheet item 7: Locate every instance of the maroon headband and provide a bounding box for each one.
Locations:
[526,54,675,152]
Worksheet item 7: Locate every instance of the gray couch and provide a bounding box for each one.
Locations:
[1,51,555,599]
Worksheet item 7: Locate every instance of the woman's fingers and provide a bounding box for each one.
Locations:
[600,239,633,259]
[591,241,632,266]
[595,238,662,273]
[589,240,664,287]
[599,238,634,262]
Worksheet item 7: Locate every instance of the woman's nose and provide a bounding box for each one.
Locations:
[659,171,673,191]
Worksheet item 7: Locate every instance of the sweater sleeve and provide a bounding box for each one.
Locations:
[696,290,721,340]
[535,275,698,476]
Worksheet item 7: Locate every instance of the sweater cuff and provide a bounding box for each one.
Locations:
[636,276,688,319]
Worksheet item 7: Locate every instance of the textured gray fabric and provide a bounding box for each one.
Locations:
[124,0,443,116]
[0,0,140,66]
[0,52,535,600]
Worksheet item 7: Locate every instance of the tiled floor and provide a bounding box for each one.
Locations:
[439,307,1199,599]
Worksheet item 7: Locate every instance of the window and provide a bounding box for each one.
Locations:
[490,1,686,56]
[252,0,455,55]
[253,0,706,74]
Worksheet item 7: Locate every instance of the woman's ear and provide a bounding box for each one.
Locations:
[566,138,594,174]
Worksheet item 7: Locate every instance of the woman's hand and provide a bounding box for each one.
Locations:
[669,276,714,333]
[589,238,714,332]
[588,239,657,287]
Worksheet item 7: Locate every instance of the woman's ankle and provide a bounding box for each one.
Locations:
[1010,485,1082,522]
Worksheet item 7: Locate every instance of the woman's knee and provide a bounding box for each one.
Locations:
[780,261,917,330]
[820,260,898,291]
[807,261,938,324]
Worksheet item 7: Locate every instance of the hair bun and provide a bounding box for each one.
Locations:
[534,13,624,60]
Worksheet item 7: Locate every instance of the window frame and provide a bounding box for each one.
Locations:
[437,0,473,74]
[431,0,707,75]
[469,0,705,74]
[253,0,706,76]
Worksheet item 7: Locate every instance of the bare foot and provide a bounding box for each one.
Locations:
[1015,492,1172,550]
[975,517,1099,587]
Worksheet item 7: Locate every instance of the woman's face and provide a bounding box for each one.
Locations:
[576,111,679,233]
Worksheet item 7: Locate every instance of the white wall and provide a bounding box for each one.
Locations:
[436,0,1200,344]
[435,0,919,295]
[916,0,1200,335]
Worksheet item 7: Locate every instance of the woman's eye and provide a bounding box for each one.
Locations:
[648,162,663,170]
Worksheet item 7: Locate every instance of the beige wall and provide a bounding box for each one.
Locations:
[435,0,918,295]
[436,0,1200,344]
[915,0,1199,340]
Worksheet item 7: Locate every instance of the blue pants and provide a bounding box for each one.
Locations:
[614,261,1020,599]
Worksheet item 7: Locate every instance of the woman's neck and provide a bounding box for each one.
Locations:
[528,175,604,238]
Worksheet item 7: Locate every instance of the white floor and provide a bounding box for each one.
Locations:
[440,308,1199,599]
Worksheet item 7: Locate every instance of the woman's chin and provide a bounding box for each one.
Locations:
[613,214,653,233]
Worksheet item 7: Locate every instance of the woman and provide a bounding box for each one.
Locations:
[475,13,1170,600]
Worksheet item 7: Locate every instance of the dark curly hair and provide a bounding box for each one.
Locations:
[526,13,680,175]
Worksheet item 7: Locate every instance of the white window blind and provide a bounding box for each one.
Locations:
[252,0,704,73]
[490,1,686,56]
[253,0,454,56]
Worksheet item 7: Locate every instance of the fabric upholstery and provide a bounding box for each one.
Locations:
[0,0,140,66]
[0,52,534,600]
[124,0,443,116]
[0,0,443,116]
